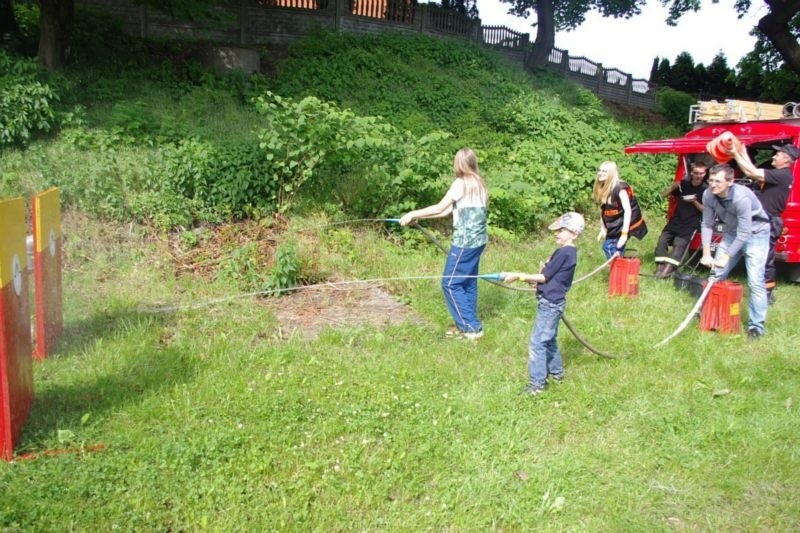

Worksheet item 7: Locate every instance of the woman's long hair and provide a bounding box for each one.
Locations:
[453,148,488,204]
[592,161,620,205]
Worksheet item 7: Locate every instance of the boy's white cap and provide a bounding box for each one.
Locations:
[548,212,585,235]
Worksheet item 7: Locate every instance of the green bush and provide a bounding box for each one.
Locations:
[158,138,277,222]
[0,51,58,147]
[254,91,451,218]
[655,88,696,131]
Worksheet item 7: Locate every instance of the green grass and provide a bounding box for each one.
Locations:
[1,213,798,529]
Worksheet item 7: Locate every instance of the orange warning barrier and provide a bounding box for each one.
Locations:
[608,256,640,298]
[706,131,743,164]
[700,280,743,334]
[32,188,63,359]
[0,197,34,461]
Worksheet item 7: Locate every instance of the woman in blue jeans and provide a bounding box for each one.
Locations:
[400,148,488,340]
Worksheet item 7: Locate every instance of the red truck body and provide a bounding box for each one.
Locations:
[625,118,800,281]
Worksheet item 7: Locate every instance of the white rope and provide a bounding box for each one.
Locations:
[142,274,490,314]
[653,276,717,348]
[572,252,618,285]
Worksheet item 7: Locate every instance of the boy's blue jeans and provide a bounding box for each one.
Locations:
[442,244,485,333]
[528,297,566,387]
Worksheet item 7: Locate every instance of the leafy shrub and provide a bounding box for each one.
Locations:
[158,138,277,222]
[255,91,452,218]
[655,88,696,131]
[216,242,265,291]
[0,51,58,147]
[264,244,299,296]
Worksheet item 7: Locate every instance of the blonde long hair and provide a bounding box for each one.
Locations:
[453,148,488,204]
[592,160,621,205]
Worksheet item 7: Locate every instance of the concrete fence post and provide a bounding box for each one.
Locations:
[596,63,603,92]
[626,75,633,105]
[139,5,147,39]
[334,0,345,31]
[416,4,427,33]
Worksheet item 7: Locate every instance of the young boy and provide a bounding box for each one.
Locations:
[503,212,584,395]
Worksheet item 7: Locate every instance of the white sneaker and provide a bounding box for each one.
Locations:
[463,330,484,341]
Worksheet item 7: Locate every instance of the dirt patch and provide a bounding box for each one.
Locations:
[167,217,288,279]
[260,281,426,341]
[165,217,424,340]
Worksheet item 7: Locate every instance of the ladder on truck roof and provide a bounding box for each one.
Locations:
[689,100,799,124]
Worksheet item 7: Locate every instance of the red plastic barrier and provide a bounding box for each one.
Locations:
[608,256,640,298]
[0,197,34,461]
[706,131,742,164]
[700,281,743,334]
[32,188,63,359]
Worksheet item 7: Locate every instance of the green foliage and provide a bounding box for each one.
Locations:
[655,87,696,131]
[158,137,277,222]
[216,242,265,290]
[1,30,679,234]
[0,51,59,147]
[254,91,452,217]
[485,89,674,231]
[264,244,299,296]
[273,30,524,137]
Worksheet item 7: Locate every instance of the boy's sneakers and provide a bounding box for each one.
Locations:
[463,330,484,341]
[548,374,564,384]
[522,384,545,396]
[747,327,763,340]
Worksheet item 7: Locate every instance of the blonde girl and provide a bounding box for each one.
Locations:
[400,148,489,340]
[593,161,647,259]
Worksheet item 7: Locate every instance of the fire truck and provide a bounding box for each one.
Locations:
[624,100,800,282]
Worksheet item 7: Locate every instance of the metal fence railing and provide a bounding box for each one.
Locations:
[482,25,527,48]
[259,0,328,10]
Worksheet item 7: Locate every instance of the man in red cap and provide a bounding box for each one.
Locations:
[734,143,798,304]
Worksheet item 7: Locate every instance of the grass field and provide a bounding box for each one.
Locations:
[1,211,798,530]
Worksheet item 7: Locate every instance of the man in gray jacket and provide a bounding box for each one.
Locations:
[700,163,771,339]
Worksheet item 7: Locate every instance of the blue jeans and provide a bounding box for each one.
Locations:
[713,230,770,334]
[442,244,485,333]
[602,238,625,259]
[528,297,566,387]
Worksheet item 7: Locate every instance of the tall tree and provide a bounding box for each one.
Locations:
[440,0,479,18]
[665,1,800,77]
[670,52,696,93]
[38,0,74,69]
[656,58,672,88]
[648,56,659,84]
[502,0,645,67]
[1,0,19,39]
[499,0,800,76]
[704,52,734,98]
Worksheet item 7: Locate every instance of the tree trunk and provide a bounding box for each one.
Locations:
[38,0,74,70]
[529,0,554,67]
[758,0,800,76]
[0,0,19,38]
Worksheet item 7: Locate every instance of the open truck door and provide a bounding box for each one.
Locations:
[624,116,800,282]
